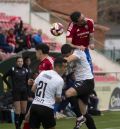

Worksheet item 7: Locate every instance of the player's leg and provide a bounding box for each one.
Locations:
[65,87,77,97]
[68,96,82,117]
[13,90,21,129]
[65,76,82,119]
[42,106,56,129]
[78,82,97,129]
[84,113,97,129]
[79,99,97,129]
[71,79,95,129]
[65,85,85,129]
[14,101,21,129]
[73,99,87,129]
[19,90,28,128]
[20,100,27,128]
[29,105,41,129]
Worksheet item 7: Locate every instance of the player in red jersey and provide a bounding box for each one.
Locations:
[66,11,95,73]
[36,44,54,73]
[66,12,97,129]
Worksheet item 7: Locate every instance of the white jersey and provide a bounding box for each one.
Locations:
[32,70,64,109]
[73,49,93,81]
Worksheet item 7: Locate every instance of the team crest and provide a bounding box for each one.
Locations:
[22,71,25,74]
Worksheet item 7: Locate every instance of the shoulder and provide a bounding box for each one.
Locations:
[56,73,64,83]
[46,56,54,63]
[73,49,85,58]
[22,67,28,73]
[55,76,64,86]
[74,49,84,55]
[67,22,75,30]
[86,18,94,25]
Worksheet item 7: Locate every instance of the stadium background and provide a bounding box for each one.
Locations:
[0,0,120,126]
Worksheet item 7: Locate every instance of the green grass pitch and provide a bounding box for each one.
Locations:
[0,111,120,129]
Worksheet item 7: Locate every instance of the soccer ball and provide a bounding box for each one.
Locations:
[50,22,64,36]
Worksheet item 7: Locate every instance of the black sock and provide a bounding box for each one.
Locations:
[19,113,25,128]
[15,113,20,129]
[68,96,82,117]
[84,113,97,129]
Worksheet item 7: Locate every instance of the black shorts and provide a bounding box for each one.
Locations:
[29,104,56,129]
[73,79,94,104]
[12,88,28,101]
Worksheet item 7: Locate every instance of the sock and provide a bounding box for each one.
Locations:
[19,113,25,128]
[15,113,20,129]
[68,96,82,117]
[84,113,97,129]
[23,121,30,129]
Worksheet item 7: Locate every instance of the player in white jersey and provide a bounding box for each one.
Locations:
[61,44,97,129]
[29,57,67,129]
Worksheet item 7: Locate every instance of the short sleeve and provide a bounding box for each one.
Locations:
[56,79,64,97]
[72,49,82,59]
[66,22,75,38]
[88,19,94,33]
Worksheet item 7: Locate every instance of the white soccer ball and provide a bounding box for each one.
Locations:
[50,22,64,36]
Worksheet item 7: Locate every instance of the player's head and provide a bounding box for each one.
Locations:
[61,44,74,57]
[16,56,23,68]
[35,44,50,60]
[54,57,67,76]
[23,56,31,66]
[70,11,86,26]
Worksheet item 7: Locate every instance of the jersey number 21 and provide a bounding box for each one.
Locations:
[36,81,47,98]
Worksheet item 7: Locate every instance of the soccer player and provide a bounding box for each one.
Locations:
[66,11,95,72]
[3,57,30,129]
[61,44,97,129]
[26,44,54,87]
[29,57,67,129]
[23,44,54,129]
[36,44,54,73]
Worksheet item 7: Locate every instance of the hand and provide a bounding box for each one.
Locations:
[28,79,34,86]
[77,45,86,51]
[89,44,95,50]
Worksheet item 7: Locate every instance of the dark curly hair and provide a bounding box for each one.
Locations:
[70,11,81,23]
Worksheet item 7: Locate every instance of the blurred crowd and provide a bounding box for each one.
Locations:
[0,19,43,61]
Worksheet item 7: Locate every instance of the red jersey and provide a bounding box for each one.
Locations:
[38,56,54,73]
[7,34,16,46]
[66,18,94,47]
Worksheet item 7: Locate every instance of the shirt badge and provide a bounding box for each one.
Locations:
[22,71,25,74]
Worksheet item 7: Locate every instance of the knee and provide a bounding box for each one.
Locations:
[21,109,26,114]
[65,88,77,98]
[21,107,27,114]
